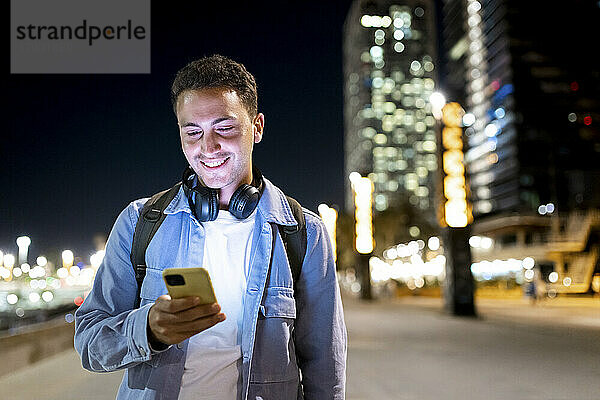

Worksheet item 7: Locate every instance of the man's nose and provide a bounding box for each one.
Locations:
[201,131,221,155]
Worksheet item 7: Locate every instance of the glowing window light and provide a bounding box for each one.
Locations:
[522,257,535,269]
[7,294,18,305]
[524,269,535,280]
[57,267,69,279]
[90,250,105,269]
[351,175,374,254]
[428,236,440,251]
[370,46,383,59]
[42,291,54,302]
[467,1,482,14]
[480,237,493,249]
[318,204,338,262]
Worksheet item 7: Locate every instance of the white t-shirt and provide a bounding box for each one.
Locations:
[178,209,256,400]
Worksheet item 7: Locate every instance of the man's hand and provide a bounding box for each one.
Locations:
[148,295,226,346]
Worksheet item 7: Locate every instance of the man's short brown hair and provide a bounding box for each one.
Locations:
[171,54,258,117]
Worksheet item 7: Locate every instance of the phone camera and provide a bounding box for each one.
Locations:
[165,274,185,286]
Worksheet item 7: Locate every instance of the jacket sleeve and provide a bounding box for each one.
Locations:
[74,200,155,372]
[294,211,347,399]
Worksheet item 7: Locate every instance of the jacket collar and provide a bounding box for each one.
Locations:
[163,176,298,227]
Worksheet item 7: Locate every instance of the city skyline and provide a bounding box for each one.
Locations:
[343,0,441,233]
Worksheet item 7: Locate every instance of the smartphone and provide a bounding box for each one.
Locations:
[162,267,217,304]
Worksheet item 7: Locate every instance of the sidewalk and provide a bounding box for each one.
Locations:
[390,294,600,331]
[344,295,600,400]
[1,295,599,400]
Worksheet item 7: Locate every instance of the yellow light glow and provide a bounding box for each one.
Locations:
[318,204,338,261]
[352,176,374,254]
[442,127,463,149]
[441,102,471,227]
[62,250,74,268]
[441,102,465,127]
[3,254,15,269]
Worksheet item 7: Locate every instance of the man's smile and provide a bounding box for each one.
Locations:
[200,156,230,169]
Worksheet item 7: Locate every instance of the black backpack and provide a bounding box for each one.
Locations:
[129,182,307,307]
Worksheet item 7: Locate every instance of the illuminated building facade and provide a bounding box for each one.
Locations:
[440,0,600,294]
[441,0,600,218]
[343,0,440,227]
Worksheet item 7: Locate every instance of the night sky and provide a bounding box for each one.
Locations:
[2,0,355,260]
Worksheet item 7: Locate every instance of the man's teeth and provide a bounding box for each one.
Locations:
[202,158,227,167]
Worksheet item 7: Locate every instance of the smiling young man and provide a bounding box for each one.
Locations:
[74,55,347,400]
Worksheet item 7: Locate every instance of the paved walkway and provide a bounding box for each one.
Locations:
[1,296,598,399]
[344,295,599,400]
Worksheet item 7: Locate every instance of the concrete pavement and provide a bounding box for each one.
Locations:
[1,296,598,399]
[344,295,599,400]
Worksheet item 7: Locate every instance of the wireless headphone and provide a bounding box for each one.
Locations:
[181,165,264,222]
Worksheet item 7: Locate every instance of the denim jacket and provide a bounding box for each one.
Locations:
[74,177,347,399]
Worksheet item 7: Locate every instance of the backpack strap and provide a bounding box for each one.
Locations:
[278,196,307,289]
[130,187,307,307]
[131,182,181,307]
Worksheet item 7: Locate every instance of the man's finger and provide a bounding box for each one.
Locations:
[155,295,200,313]
[172,303,221,322]
[168,312,226,333]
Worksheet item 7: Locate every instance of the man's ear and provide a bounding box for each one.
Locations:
[253,113,265,143]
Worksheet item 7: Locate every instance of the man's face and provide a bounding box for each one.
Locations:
[176,87,263,195]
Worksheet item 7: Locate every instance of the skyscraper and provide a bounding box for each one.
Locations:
[440,0,600,294]
[442,0,600,218]
[343,0,440,229]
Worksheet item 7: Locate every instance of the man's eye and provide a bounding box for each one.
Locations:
[186,130,202,136]
[217,126,233,132]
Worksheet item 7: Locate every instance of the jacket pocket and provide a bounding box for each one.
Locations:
[250,287,299,384]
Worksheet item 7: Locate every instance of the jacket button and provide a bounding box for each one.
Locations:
[177,343,183,349]
[139,347,147,357]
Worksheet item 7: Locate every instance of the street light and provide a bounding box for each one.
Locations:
[16,236,31,265]
[4,253,15,268]
[36,256,48,267]
[62,250,74,268]
[90,250,105,269]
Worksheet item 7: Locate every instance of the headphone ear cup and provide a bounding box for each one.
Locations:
[193,186,219,222]
[229,184,260,219]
